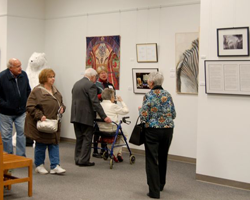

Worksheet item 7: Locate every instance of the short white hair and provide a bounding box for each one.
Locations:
[148,71,164,86]
[84,68,97,77]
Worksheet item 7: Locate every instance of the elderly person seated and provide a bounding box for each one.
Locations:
[96,88,129,162]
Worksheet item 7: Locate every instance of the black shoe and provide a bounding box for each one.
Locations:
[117,154,123,162]
[147,193,160,199]
[92,153,102,158]
[78,162,95,167]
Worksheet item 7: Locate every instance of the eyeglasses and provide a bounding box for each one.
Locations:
[48,76,55,79]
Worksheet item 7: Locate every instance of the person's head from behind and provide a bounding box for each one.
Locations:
[147,71,164,89]
[96,66,108,81]
[101,88,115,103]
[84,68,97,83]
[39,68,56,86]
[7,58,22,76]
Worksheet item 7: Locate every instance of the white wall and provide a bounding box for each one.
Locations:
[197,0,250,183]
[44,0,200,158]
[0,0,7,71]
[6,0,45,70]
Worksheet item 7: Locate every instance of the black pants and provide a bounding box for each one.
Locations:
[93,134,107,153]
[73,123,94,165]
[144,128,173,198]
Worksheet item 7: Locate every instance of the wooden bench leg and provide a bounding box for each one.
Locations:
[28,164,33,197]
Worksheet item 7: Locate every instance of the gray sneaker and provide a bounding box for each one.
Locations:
[50,165,66,174]
[35,164,48,175]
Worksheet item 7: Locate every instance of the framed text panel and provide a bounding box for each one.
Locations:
[205,60,250,95]
[136,43,158,63]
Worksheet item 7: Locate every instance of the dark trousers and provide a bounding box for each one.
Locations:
[93,134,107,154]
[144,128,173,198]
[73,123,94,164]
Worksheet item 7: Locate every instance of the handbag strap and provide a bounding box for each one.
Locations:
[136,116,141,125]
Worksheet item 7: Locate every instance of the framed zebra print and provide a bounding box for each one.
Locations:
[176,32,199,94]
[217,27,249,57]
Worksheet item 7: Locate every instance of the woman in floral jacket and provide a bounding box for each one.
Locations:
[139,71,176,199]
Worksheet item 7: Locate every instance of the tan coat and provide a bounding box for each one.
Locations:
[24,84,66,144]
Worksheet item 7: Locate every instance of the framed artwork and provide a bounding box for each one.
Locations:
[132,68,158,94]
[217,27,249,57]
[86,35,120,90]
[136,43,158,63]
[204,60,250,95]
[175,32,199,94]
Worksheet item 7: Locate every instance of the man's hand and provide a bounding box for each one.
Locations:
[104,117,112,123]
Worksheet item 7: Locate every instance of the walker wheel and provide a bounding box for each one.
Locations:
[110,159,113,169]
[130,155,136,164]
[103,151,108,160]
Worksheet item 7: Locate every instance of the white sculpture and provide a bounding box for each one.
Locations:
[26,52,47,89]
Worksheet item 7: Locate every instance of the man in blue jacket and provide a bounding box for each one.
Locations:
[0,58,31,156]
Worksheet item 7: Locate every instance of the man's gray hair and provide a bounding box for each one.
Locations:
[148,71,164,86]
[84,68,97,77]
[7,58,18,69]
[102,88,114,100]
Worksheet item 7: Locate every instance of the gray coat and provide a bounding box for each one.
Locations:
[70,77,107,126]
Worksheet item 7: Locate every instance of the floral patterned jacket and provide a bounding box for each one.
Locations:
[139,85,176,128]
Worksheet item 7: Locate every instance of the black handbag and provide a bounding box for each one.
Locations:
[129,116,145,146]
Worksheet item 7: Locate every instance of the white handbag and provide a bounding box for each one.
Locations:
[37,119,58,133]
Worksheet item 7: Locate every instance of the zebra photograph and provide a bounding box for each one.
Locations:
[175,32,199,94]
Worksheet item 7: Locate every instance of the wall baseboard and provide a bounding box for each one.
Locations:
[196,174,250,191]
[122,147,196,164]
[60,137,249,190]
[61,137,76,143]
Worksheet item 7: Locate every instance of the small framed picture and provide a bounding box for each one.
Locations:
[136,43,158,62]
[132,68,158,94]
[217,27,249,57]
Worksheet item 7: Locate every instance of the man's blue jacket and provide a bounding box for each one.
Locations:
[0,69,31,116]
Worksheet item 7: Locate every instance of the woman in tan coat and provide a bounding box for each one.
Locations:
[25,69,66,175]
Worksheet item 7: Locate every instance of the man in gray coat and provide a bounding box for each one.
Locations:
[71,68,111,166]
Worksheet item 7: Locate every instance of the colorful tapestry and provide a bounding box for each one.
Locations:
[86,35,120,90]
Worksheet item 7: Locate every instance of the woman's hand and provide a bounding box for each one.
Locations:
[59,107,64,114]
[138,106,141,110]
[41,116,46,121]
[117,96,122,102]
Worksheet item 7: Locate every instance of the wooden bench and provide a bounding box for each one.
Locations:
[0,134,33,199]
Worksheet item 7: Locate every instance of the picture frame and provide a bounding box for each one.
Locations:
[204,60,250,96]
[132,68,158,94]
[217,27,249,57]
[136,43,158,62]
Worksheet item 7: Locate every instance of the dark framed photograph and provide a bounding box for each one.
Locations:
[136,43,158,62]
[217,27,249,57]
[132,68,158,94]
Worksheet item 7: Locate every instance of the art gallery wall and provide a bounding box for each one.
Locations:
[197,0,250,183]
[1,0,200,159]
[3,0,45,71]
[0,0,7,71]
[44,0,200,159]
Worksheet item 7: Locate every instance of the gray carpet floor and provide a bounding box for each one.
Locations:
[3,142,250,200]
